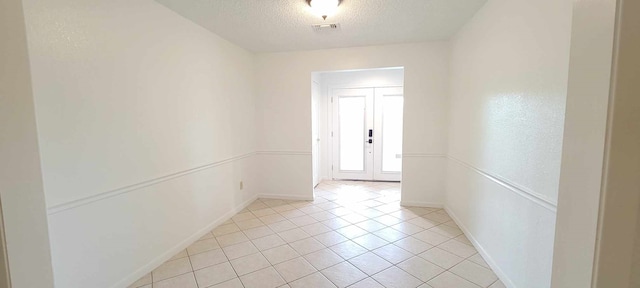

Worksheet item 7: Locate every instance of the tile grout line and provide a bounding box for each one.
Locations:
[185,252,198,288]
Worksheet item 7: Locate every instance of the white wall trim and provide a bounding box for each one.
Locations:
[258,193,314,201]
[402,153,447,158]
[447,156,558,212]
[445,205,516,288]
[116,194,258,288]
[47,152,257,215]
[256,151,312,156]
[400,201,444,208]
[328,84,403,91]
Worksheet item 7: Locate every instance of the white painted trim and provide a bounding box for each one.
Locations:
[445,205,516,288]
[47,152,257,215]
[256,151,312,156]
[400,201,443,208]
[328,84,403,91]
[447,156,558,212]
[402,153,447,158]
[258,194,314,201]
[116,194,258,288]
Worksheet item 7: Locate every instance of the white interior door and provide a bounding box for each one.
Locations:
[373,87,403,181]
[312,81,321,187]
[332,88,374,180]
[332,87,403,181]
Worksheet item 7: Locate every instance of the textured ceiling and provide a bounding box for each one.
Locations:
[155,0,487,52]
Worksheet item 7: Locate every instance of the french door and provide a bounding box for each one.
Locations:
[331,87,403,181]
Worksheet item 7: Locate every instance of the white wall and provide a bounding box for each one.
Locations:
[255,43,450,204]
[316,68,404,182]
[0,0,55,287]
[21,0,258,287]
[445,0,572,287]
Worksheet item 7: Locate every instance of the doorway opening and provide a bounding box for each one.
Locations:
[311,67,405,188]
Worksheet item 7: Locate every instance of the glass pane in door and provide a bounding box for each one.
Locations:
[339,97,366,171]
[382,96,403,172]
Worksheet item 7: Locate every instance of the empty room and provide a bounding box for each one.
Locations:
[1,0,639,288]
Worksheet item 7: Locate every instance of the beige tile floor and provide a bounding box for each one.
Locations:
[129,181,506,288]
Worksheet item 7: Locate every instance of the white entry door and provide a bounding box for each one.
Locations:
[331,87,403,181]
[373,87,404,181]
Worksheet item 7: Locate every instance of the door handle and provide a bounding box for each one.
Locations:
[369,129,373,137]
[368,139,373,144]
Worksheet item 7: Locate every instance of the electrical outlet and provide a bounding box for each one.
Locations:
[239,181,243,190]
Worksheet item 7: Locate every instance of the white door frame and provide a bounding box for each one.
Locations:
[311,81,321,187]
[0,199,10,288]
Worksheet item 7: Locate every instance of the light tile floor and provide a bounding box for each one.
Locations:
[129,181,506,288]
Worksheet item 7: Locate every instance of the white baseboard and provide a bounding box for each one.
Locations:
[258,193,314,201]
[116,194,258,288]
[400,201,444,208]
[444,206,516,288]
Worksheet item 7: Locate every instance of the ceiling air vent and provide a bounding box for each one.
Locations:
[312,23,341,32]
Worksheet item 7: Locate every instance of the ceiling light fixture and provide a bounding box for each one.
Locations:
[308,0,340,20]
